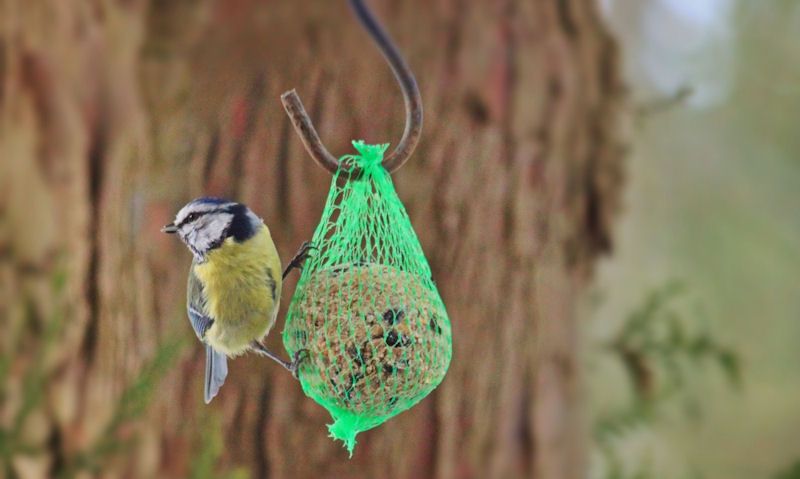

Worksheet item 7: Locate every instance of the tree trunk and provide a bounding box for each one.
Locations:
[0,0,624,478]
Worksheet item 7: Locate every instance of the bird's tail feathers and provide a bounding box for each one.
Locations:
[204,345,228,404]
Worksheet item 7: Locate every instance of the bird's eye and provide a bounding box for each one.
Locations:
[186,213,200,222]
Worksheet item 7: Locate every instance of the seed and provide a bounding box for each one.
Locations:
[383,308,405,326]
[370,324,384,338]
[429,315,443,335]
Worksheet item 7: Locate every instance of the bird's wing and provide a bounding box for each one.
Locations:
[187,263,214,340]
[188,263,228,403]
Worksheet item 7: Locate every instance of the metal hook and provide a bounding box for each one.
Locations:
[280,0,423,174]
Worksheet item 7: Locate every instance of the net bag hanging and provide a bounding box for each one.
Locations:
[283,141,452,454]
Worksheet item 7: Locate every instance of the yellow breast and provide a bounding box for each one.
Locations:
[193,226,282,356]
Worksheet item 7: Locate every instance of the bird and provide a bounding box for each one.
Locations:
[161,197,312,403]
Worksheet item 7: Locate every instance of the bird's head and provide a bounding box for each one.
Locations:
[162,197,262,260]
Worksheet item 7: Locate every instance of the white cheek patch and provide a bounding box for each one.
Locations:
[183,212,234,255]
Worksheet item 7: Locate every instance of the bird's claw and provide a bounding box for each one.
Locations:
[294,242,316,266]
[288,349,310,380]
[282,241,317,279]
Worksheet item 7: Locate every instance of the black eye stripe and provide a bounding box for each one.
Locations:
[176,210,213,228]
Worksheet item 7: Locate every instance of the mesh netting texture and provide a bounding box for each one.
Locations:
[283,141,452,455]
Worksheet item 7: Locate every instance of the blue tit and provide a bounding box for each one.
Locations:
[162,197,312,403]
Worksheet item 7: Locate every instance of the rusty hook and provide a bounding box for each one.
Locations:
[280,0,423,174]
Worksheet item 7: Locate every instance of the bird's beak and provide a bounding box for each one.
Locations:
[161,223,178,234]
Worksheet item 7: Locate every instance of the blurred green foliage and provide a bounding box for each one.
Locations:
[607,282,739,398]
[0,268,187,478]
[188,414,250,479]
[59,338,185,478]
[773,461,800,479]
[595,0,800,477]
[0,274,68,478]
[592,283,740,479]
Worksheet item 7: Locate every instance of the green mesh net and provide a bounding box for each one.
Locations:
[283,141,452,455]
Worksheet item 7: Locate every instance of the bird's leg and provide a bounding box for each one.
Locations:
[251,341,291,369]
[251,341,308,379]
[282,241,316,280]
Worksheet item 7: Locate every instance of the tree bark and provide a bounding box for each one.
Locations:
[0,0,624,478]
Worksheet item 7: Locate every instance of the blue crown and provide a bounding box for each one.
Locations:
[192,196,232,206]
